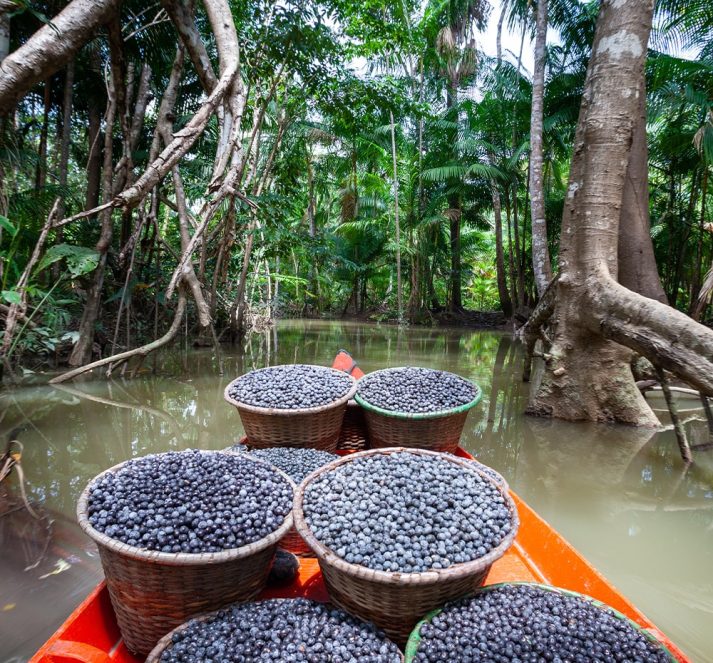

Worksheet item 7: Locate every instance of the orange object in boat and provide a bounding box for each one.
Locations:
[31,351,689,663]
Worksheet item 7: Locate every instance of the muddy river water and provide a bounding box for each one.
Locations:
[1,320,712,661]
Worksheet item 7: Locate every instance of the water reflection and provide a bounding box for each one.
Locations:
[0,320,711,662]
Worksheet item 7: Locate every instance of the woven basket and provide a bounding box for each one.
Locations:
[404,583,677,662]
[146,599,405,663]
[336,401,369,451]
[77,454,295,656]
[278,527,313,557]
[355,370,482,453]
[293,448,519,645]
[224,365,358,451]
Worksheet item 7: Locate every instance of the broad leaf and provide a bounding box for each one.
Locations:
[1,290,21,305]
[35,244,100,278]
[0,215,17,237]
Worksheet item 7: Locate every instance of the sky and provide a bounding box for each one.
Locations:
[480,0,536,76]
[348,0,541,80]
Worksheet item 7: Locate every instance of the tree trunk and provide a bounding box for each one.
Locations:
[35,78,51,190]
[446,80,462,312]
[496,5,505,65]
[0,10,9,64]
[492,179,512,317]
[52,61,74,281]
[0,0,122,114]
[161,0,218,94]
[389,110,402,320]
[231,220,256,336]
[68,26,121,368]
[58,62,74,207]
[86,102,102,214]
[617,77,667,303]
[529,0,553,298]
[526,0,713,426]
[690,169,708,309]
[504,187,519,307]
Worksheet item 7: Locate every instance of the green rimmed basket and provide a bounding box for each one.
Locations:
[355,369,482,453]
[77,452,295,656]
[224,365,358,451]
[293,448,519,645]
[404,582,677,662]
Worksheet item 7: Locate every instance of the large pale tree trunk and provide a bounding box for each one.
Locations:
[529,0,553,297]
[0,0,122,114]
[525,0,713,426]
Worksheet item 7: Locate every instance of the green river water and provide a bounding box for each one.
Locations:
[1,320,712,662]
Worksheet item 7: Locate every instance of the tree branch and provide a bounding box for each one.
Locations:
[49,288,186,384]
[0,0,123,114]
[594,275,713,396]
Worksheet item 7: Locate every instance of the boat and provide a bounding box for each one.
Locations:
[31,351,689,662]
[645,385,709,418]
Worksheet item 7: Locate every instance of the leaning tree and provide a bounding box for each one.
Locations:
[522,0,713,426]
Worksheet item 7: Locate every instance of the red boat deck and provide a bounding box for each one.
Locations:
[30,352,690,662]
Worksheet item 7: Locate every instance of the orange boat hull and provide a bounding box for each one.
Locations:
[31,352,689,662]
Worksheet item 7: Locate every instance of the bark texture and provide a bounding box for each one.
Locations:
[0,0,122,114]
[492,179,512,318]
[528,0,553,297]
[162,0,218,94]
[525,0,713,426]
[617,77,667,303]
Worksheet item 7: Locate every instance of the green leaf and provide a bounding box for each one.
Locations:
[35,244,100,278]
[0,215,17,237]
[1,290,21,305]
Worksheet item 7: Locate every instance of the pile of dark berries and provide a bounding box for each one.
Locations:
[228,364,353,410]
[412,584,672,662]
[303,451,513,573]
[159,598,402,662]
[86,450,293,553]
[446,454,508,489]
[357,367,478,414]
[247,447,337,483]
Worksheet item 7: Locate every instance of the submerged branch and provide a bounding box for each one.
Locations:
[49,288,187,384]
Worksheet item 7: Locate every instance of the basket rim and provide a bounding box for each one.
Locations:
[76,450,295,566]
[223,364,358,415]
[293,447,519,586]
[402,582,677,662]
[459,456,509,492]
[145,598,405,663]
[354,368,482,420]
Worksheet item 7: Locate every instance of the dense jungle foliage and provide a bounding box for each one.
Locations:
[0,0,711,371]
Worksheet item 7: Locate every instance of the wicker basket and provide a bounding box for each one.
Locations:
[293,448,519,645]
[224,365,358,451]
[355,370,482,453]
[336,400,369,451]
[146,599,405,663]
[403,583,677,662]
[77,454,295,656]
